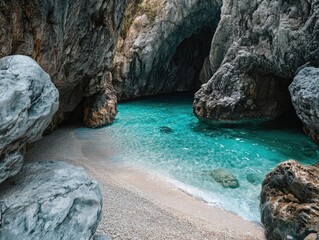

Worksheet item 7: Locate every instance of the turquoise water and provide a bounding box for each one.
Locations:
[76,93,319,222]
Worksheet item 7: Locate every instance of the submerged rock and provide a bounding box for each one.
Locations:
[159,126,173,134]
[0,161,102,240]
[289,67,319,145]
[0,55,58,184]
[260,160,319,240]
[194,0,319,122]
[210,168,239,188]
[246,173,263,186]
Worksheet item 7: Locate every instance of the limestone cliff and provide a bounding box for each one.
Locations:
[112,0,221,100]
[194,0,319,121]
[0,0,129,128]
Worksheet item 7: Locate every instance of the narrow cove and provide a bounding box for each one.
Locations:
[74,92,319,223]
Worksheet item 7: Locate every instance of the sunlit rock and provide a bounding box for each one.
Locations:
[260,160,319,240]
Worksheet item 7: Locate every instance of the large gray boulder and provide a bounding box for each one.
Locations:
[194,0,319,121]
[289,67,319,144]
[260,160,319,240]
[0,0,129,128]
[0,160,103,240]
[112,0,221,100]
[0,55,58,184]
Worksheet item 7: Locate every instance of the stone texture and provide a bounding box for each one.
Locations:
[289,67,319,144]
[194,0,319,121]
[112,0,221,100]
[260,160,319,240]
[0,160,102,240]
[0,0,129,128]
[84,81,118,128]
[210,168,239,188]
[0,55,58,184]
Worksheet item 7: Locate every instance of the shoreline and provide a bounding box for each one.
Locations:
[95,164,265,238]
[25,126,265,239]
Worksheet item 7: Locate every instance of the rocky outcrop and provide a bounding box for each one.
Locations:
[0,55,58,184]
[210,168,239,188]
[289,67,319,144]
[0,0,129,128]
[83,81,118,128]
[0,160,102,240]
[260,160,319,240]
[112,0,221,100]
[194,0,319,121]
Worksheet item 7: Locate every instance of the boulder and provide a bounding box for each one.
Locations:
[0,160,103,240]
[194,0,319,122]
[289,67,319,144]
[260,160,319,240]
[0,55,58,184]
[210,168,239,188]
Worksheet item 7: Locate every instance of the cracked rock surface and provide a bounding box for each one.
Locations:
[0,160,103,240]
[260,160,319,240]
[0,0,129,128]
[194,0,319,121]
[112,0,221,100]
[289,67,319,144]
[0,55,58,184]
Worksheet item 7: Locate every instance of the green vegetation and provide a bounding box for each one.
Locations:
[138,2,158,23]
[120,0,161,39]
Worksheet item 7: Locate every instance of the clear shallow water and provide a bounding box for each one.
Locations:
[75,93,319,222]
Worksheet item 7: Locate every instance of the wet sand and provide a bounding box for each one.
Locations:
[25,126,265,240]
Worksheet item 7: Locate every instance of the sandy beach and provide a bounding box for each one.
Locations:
[25,126,265,240]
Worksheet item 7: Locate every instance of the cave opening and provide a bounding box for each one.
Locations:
[246,69,303,130]
[167,26,215,93]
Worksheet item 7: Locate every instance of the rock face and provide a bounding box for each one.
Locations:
[260,160,319,240]
[194,0,319,121]
[0,160,103,240]
[210,168,239,188]
[112,0,221,100]
[289,67,319,144]
[83,81,118,128]
[0,55,58,184]
[0,0,129,128]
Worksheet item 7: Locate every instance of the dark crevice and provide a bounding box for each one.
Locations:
[63,100,84,125]
[168,26,215,92]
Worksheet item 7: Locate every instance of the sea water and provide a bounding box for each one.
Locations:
[75,93,319,222]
